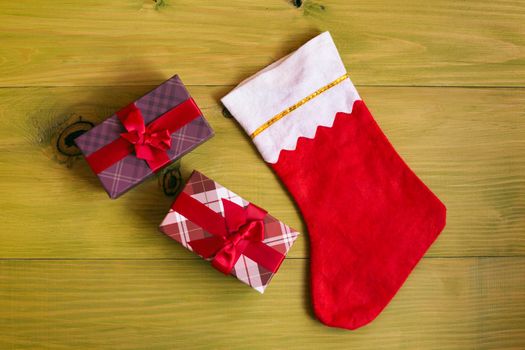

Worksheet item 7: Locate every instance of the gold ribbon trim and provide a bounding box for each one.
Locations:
[250,73,350,139]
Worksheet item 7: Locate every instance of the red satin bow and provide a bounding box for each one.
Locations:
[191,199,267,274]
[117,103,172,171]
[172,192,285,274]
[85,98,202,174]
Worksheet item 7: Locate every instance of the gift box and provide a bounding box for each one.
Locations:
[75,75,214,198]
[159,170,300,293]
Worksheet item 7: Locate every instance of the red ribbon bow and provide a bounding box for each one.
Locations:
[173,192,285,274]
[85,98,202,174]
[117,103,172,171]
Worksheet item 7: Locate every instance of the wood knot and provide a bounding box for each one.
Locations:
[292,0,303,7]
[154,0,167,10]
[222,107,233,119]
[56,118,94,156]
[160,162,183,196]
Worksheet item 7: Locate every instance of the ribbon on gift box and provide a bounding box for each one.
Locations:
[85,98,202,174]
[172,191,285,274]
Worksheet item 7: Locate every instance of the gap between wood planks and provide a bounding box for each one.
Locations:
[0,256,524,261]
[0,85,524,89]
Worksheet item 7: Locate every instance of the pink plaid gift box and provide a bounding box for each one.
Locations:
[159,170,300,293]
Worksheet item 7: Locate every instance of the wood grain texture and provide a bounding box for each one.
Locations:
[1,258,524,350]
[1,0,524,348]
[0,0,524,87]
[0,86,523,258]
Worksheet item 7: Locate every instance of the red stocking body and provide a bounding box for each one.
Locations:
[273,100,446,329]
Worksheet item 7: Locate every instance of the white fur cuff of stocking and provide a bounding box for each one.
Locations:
[221,31,362,164]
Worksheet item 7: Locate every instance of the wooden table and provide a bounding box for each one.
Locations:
[1,1,524,349]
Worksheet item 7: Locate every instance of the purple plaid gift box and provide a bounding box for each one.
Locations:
[75,75,214,198]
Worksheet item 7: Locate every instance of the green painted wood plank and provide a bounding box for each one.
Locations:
[0,86,523,258]
[0,0,524,87]
[1,258,524,349]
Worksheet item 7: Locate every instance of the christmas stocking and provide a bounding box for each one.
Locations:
[221,32,446,330]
